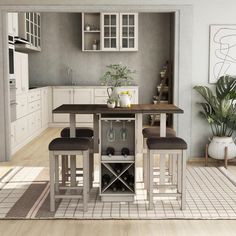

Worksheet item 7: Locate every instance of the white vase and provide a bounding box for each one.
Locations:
[208,136,236,160]
[107,102,115,108]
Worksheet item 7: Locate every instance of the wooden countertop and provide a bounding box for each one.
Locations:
[53,104,183,114]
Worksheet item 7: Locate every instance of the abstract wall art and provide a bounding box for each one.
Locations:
[209,25,236,83]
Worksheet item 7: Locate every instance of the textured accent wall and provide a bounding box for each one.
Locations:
[29,13,171,104]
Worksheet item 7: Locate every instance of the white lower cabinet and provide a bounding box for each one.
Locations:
[73,88,94,123]
[53,88,72,123]
[52,87,94,124]
[11,87,49,154]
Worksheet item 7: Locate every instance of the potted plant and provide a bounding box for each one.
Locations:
[194,75,236,160]
[100,63,135,105]
[107,97,116,109]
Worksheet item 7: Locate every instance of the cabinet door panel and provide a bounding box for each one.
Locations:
[101,13,119,51]
[15,117,28,143]
[53,88,72,123]
[120,13,138,51]
[73,89,94,123]
[16,94,28,119]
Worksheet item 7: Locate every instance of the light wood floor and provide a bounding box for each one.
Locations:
[0,128,236,236]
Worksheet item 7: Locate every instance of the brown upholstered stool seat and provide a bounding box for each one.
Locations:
[49,138,90,151]
[142,127,176,138]
[60,127,94,138]
[147,137,187,150]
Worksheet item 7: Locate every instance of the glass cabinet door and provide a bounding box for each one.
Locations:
[101,13,119,51]
[120,13,138,51]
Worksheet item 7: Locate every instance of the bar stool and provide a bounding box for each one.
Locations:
[49,137,90,212]
[146,137,187,210]
[142,127,176,187]
[60,127,94,189]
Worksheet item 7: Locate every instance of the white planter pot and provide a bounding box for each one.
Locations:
[107,102,116,108]
[208,136,236,160]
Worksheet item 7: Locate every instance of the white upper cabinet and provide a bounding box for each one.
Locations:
[15,52,29,95]
[82,13,138,52]
[17,12,41,52]
[8,13,18,36]
[120,13,138,51]
[101,13,119,51]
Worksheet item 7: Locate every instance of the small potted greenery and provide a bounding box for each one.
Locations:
[107,97,116,108]
[194,75,236,160]
[100,63,135,106]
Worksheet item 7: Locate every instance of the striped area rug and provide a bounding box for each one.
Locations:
[0,166,236,219]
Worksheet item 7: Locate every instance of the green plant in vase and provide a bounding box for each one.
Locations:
[100,63,135,105]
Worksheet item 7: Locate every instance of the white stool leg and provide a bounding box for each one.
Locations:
[177,154,182,201]
[55,155,59,192]
[168,154,172,181]
[181,150,187,210]
[49,151,55,212]
[172,155,177,184]
[143,138,148,188]
[83,150,89,212]
[148,149,154,210]
[159,154,165,185]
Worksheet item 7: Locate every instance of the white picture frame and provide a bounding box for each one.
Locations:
[209,25,236,83]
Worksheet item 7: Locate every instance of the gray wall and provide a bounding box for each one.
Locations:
[28,13,171,104]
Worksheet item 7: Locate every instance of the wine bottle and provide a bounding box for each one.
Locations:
[127,174,134,187]
[102,174,111,187]
[121,147,130,156]
[116,181,126,192]
[111,183,118,192]
[122,171,129,182]
[114,163,123,174]
[106,147,115,156]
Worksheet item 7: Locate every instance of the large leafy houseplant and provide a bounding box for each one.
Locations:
[194,76,236,137]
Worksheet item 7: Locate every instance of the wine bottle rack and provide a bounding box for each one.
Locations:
[99,115,135,202]
[101,162,134,193]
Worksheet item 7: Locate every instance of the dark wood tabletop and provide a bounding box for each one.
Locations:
[53,104,183,114]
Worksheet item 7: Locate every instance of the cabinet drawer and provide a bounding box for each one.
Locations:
[94,88,108,97]
[94,96,108,104]
[28,90,41,103]
[15,117,28,142]
[28,100,41,113]
[16,94,28,119]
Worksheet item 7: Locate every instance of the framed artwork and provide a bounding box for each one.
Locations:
[209,25,236,83]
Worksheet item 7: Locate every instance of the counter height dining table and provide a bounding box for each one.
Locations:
[53,104,183,191]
